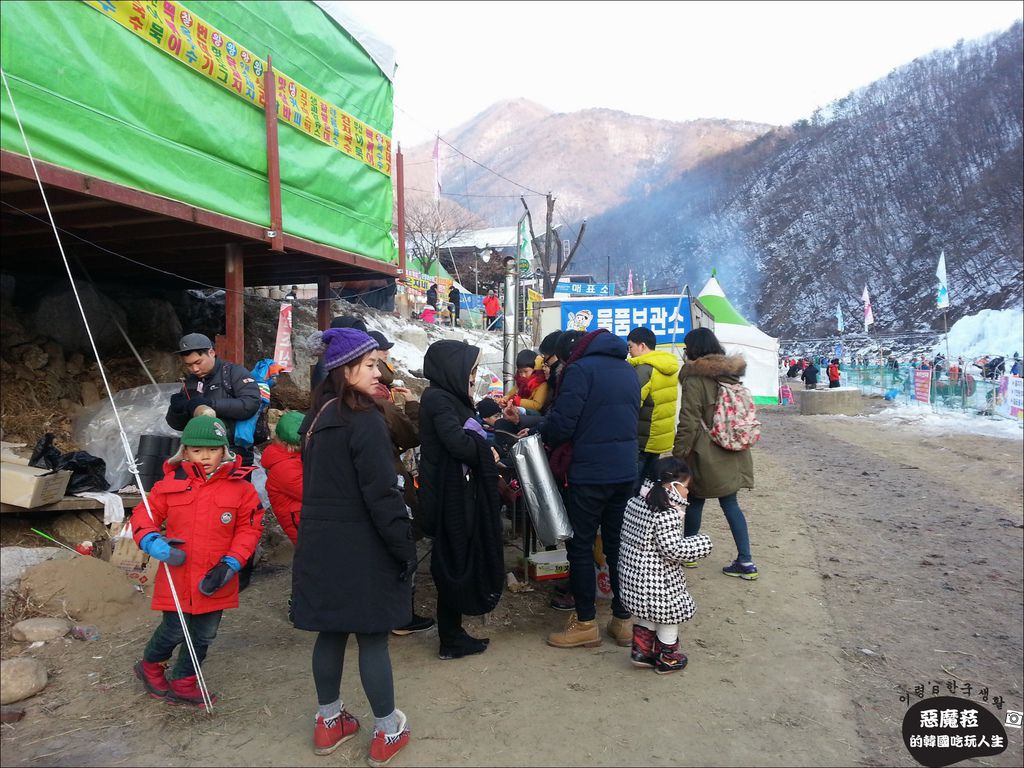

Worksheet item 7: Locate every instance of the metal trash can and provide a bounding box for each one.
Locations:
[508,434,572,547]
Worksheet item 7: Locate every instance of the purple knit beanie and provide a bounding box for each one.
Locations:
[307,328,378,371]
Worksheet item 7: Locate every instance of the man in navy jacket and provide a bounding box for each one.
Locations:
[541,328,639,650]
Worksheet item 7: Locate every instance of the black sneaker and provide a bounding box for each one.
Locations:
[392,613,436,636]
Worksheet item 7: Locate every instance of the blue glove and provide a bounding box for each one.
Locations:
[140,533,186,566]
[223,556,241,572]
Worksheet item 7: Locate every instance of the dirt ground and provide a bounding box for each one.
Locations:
[2,401,1022,767]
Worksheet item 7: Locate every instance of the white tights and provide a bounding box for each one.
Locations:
[635,618,678,645]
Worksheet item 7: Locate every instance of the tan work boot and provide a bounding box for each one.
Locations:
[606,615,633,647]
[547,612,601,648]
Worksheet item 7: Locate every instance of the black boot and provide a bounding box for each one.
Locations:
[439,628,489,660]
[392,589,435,636]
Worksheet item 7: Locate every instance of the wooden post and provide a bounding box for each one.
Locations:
[396,143,406,281]
[225,243,245,363]
[317,274,331,330]
[264,54,284,252]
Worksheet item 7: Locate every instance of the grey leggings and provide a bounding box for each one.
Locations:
[312,631,394,718]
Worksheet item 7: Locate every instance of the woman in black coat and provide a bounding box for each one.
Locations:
[419,339,504,660]
[293,328,416,763]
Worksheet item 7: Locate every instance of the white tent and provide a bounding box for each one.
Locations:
[698,275,780,404]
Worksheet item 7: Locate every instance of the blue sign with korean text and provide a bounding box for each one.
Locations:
[462,293,484,311]
[559,296,693,344]
[554,281,616,297]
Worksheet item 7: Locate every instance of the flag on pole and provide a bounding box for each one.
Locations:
[432,135,442,202]
[835,303,844,333]
[627,270,634,295]
[862,285,874,332]
[936,250,950,309]
[517,216,531,267]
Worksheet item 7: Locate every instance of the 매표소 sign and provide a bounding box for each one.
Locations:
[554,281,615,297]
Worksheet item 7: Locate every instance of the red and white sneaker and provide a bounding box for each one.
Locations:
[314,710,360,756]
[367,709,410,767]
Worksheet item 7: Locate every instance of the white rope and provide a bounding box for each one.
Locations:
[1,67,213,713]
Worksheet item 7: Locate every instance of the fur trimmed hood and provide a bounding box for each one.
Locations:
[680,353,746,382]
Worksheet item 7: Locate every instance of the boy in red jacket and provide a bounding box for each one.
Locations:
[132,415,264,706]
[261,410,305,546]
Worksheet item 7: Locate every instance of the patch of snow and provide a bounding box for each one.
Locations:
[834,402,1023,440]
[360,311,526,393]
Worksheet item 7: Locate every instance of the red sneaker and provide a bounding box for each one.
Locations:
[314,710,360,756]
[134,660,171,698]
[368,709,410,767]
[167,675,218,707]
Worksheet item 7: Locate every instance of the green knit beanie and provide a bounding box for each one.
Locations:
[181,415,229,447]
[275,411,305,446]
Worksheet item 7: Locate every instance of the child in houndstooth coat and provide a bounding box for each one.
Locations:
[617,457,713,674]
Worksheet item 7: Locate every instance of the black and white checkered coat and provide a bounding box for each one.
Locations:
[618,481,714,624]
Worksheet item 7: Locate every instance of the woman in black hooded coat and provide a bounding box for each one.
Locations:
[418,340,504,660]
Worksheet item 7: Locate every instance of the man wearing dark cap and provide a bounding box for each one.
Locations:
[166,333,261,466]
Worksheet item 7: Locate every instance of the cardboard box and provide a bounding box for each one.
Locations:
[0,462,72,508]
[100,535,160,591]
[527,549,569,582]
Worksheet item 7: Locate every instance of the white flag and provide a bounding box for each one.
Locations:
[432,135,442,202]
[936,251,950,309]
[862,286,874,332]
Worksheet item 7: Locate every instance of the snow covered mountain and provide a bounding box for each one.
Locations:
[573,22,1023,339]
[401,98,774,223]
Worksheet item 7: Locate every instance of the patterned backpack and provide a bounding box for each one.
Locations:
[702,382,762,451]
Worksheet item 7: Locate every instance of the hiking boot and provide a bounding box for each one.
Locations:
[682,561,698,568]
[313,710,360,756]
[167,675,218,707]
[606,615,633,647]
[392,613,436,636]
[722,560,759,581]
[654,639,689,675]
[630,625,657,668]
[549,587,576,612]
[438,632,489,660]
[368,709,410,767]
[134,659,171,698]
[546,612,601,649]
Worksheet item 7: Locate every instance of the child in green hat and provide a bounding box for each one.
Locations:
[261,410,305,546]
[131,415,264,706]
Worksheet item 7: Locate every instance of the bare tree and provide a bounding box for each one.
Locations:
[404,196,481,275]
[521,194,587,298]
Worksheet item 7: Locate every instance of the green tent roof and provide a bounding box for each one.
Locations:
[698,276,750,326]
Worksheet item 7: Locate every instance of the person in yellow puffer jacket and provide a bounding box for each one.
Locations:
[626,327,680,491]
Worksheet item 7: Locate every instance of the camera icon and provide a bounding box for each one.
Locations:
[1005,710,1023,729]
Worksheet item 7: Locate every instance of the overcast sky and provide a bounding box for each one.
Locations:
[339,0,1023,147]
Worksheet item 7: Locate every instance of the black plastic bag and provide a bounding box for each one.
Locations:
[57,452,110,493]
[29,433,62,470]
[29,433,110,493]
